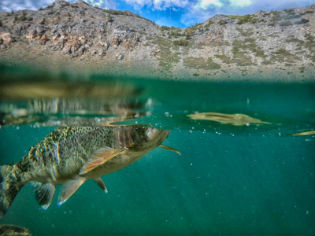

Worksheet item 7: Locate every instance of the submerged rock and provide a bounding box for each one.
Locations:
[0,224,32,236]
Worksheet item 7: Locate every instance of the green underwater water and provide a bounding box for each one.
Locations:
[0,68,314,236]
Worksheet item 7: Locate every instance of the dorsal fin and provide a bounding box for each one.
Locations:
[33,182,56,210]
[79,148,126,175]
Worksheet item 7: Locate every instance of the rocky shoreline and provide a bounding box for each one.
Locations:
[0,0,314,81]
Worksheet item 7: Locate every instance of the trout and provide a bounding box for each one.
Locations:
[0,125,177,218]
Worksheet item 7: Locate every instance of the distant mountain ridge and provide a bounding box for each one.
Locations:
[0,0,314,80]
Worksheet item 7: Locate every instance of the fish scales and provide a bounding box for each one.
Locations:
[14,126,148,181]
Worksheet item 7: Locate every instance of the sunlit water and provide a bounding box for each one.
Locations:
[0,68,314,236]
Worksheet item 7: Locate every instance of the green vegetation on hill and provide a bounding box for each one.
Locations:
[184,57,221,70]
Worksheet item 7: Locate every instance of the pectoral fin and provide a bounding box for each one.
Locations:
[94,178,108,193]
[79,148,126,175]
[159,145,181,156]
[33,182,56,210]
[58,177,85,206]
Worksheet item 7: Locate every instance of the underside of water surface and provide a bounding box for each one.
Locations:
[0,64,314,236]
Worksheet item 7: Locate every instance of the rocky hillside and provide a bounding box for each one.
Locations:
[0,0,314,80]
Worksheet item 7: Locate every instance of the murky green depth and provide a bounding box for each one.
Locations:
[0,72,314,236]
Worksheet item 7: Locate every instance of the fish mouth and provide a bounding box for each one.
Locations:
[146,128,170,143]
[131,127,169,151]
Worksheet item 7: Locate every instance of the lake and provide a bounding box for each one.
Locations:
[0,65,314,236]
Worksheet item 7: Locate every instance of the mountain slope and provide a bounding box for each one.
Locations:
[0,0,314,80]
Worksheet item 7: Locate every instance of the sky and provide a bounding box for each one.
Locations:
[0,0,313,27]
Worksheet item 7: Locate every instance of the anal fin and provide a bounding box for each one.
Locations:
[159,145,181,156]
[58,177,85,206]
[94,178,108,193]
[79,148,126,175]
[33,182,56,210]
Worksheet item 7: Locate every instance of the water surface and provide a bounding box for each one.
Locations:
[0,70,314,236]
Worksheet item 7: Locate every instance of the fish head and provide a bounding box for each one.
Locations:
[123,126,170,152]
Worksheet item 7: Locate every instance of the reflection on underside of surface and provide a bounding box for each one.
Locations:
[0,81,151,127]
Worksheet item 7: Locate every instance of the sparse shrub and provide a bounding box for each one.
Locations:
[173,39,189,47]
[204,20,214,28]
[19,13,27,21]
[187,23,203,35]
[272,48,298,63]
[284,9,295,14]
[207,58,221,69]
[104,9,127,16]
[102,9,148,21]
[184,57,221,70]
[231,38,259,66]
[106,15,113,22]
[304,33,315,54]
[215,54,233,64]
[39,18,45,24]
[286,37,304,44]
[237,14,258,24]
[184,28,194,39]
[61,2,70,7]
[279,21,292,26]
[304,10,314,14]
[134,13,149,21]
[218,20,227,25]
[0,20,2,27]
[168,27,183,37]
[153,37,179,71]
[275,48,294,57]
[295,18,309,24]
[237,28,254,37]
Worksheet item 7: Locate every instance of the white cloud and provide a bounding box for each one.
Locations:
[83,0,116,9]
[124,0,150,8]
[181,0,314,26]
[195,0,252,10]
[0,0,54,11]
[155,17,174,26]
[0,0,116,12]
[230,0,252,8]
[154,0,189,10]
[197,0,223,9]
[124,0,189,10]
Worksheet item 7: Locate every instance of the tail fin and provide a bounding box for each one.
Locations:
[0,165,23,218]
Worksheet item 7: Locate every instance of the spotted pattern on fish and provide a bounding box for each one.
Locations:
[0,125,170,218]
